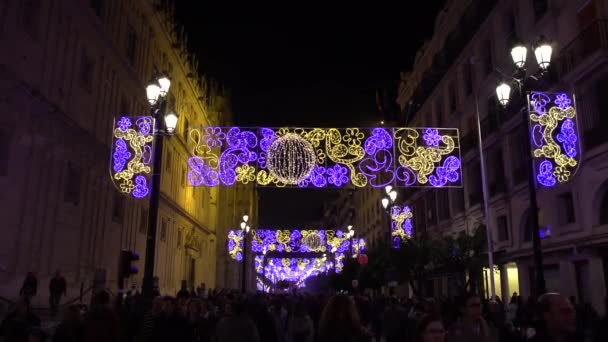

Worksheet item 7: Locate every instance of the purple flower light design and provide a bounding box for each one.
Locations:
[117,117,131,131]
[203,127,226,148]
[327,164,349,186]
[132,176,149,198]
[423,128,441,146]
[556,119,577,158]
[554,93,572,110]
[112,139,131,172]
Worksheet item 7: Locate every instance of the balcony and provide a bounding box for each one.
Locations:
[558,20,608,78]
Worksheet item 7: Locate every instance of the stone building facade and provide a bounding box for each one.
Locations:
[396,0,608,314]
[0,0,255,305]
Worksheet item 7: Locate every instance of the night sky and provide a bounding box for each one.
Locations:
[174,3,445,226]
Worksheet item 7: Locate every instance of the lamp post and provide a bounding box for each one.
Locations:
[142,75,178,299]
[381,185,398,245]
[495,36,553,296]
[240,214,250,293]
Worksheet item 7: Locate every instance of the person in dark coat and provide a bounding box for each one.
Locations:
[0,298,41,342]
[152,296,192,342]
[317,294,372,342]
[529,293,576,342]
[19,272,38,301]
[49,270,67,315]
[83,291,121,342]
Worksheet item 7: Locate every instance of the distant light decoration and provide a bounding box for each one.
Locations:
[227,230,244,261]
[188,127,462,188]
[251,229,349,254]
[263,257,330,282]
[110,116,154,198]
[527,92,581,187]
[351,238,366,257]
[390,205,413,248]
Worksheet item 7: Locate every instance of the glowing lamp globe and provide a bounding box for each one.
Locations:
[266,133,316,184]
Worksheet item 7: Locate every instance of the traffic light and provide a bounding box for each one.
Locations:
[119,250,139,279]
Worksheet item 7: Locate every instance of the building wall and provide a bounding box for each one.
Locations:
[396,0,608,314]
[0,0,249,305]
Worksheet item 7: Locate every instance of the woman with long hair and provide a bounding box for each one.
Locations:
[415,315,446,342]
[317,294,371,342]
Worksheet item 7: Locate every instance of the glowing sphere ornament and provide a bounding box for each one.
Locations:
[266,133,316,184]
[303,232,323,250]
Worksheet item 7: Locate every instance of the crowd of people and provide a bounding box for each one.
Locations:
[2,277,608,342]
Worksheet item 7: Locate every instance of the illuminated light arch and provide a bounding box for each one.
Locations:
[188,127,462,188]
[110,116,155,198]
[527,92,581,187]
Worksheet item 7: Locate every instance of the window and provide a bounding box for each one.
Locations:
[160,218,167,241]
[522,210,534,242]
[183,117,190,141]
[79,51,95,91]
[139,208,148,234]
[120,96,130,115]
[126,26,137,65]
[90,0,103,18]
[181,166,186,188]
[451,188,465,214]
[511,126,528,184]
[600,189,608,225]
[427,192,437,226]
[483,40,493,75]
[467,161,482,206]
[435,100,443,127]
[21,0,41,39]
[165,150,172,173]
[177,229,182,248]
[448,83,457,113]
[112,192,124,223]
[0,127,11,177]
[533,0,548,21]
[463,62,473,96]
[64,162,81,205]
[497,215,509,241]
[559,192,576,224]
[437,189,450,222]
[414,200,426,234]
[505,10,516,37]
[489,148,505,196]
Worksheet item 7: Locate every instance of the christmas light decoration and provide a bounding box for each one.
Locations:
[266,133,317,184]
[110,116,155,199]
[527,92,581,187]
[391,205,413,248]
[227,230,244,261]
[187,127,462,188]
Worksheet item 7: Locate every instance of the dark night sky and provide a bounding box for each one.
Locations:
[174,3,445,226]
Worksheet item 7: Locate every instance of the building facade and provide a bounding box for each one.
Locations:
[0,0,253,305]
[396,0,608,314]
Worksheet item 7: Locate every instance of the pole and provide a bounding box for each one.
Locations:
[242,231,247,293]
[142,104,165,300]
[524,93,547,296]
[474,92,496,301]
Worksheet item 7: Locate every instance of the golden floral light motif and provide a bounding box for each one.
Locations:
[529,103,578,184]
[236,164,256,184]
[112,117,154,197]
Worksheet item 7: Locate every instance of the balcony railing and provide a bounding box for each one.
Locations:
[558,20,608,77]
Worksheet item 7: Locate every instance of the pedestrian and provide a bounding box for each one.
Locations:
[49,270,67,316]
[447,293,496,342]
[415,314,446,342]
[528,292,576,342]
[83,291,120,342]
[19,272,38,302]
[177,281,190,300]
[213,300,260,342]
[382,297,408,342]
[317,294,372,342]
[287,301,314,342]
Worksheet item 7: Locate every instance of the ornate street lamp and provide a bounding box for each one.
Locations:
[495,36,553,296]
[240,214,251,293]
[142,74,178,300]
